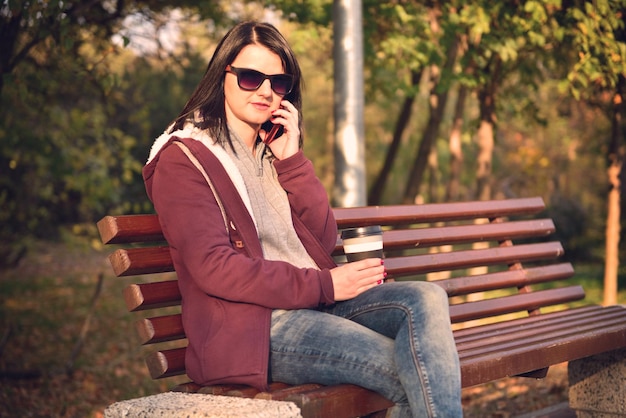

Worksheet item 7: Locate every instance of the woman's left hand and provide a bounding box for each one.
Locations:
[264,100,300,160]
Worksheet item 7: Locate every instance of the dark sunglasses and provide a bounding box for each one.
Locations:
[225,65,294,96]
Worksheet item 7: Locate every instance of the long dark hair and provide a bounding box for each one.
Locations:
[169,21,303,148]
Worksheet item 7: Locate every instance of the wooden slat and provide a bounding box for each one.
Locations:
[449,286,585,323]
[455,306,626,351]
[459,314,626,359]
[97,214,163,244]
[98,198,546,244]
[197,384,253,395]
[332,219,556,255]
[382,219,555,251]
[255,383,324,401]
[285,384,394,418]
[386,241,565,279]
[109,247,174,277]
[436,263,575,297]
[459,307,626,387]
[453,305,604,340]
[123,281,180,312]
[136,315,184,345]
[146,347,186,379]
[333,197,545,228]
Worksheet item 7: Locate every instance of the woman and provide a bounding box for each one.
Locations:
[143,21,462,418]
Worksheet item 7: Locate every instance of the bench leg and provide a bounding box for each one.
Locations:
[568,347,626,417]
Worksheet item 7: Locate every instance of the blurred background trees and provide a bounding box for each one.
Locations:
[1,0,625,283]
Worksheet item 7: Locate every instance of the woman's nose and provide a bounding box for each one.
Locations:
[257,79,273,97]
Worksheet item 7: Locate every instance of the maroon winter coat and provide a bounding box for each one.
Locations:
[143,136,337,390]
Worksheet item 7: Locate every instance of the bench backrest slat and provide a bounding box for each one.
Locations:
[386,242,564,278]
[98,214,164,244]
[124,281,180,312]
[374,219,555,253]
[448,285,585,323]
[109,246,173,277]
[332,197,546,227]
[440,263,574,297]
[96,197,546,245]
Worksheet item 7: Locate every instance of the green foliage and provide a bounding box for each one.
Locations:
[560,0,626,99]
[0,1,228,263]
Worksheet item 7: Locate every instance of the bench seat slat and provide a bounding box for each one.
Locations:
[454,305,607,341]
[255,383,324,401]
[285,384,394,417]
[456,307,626,352]
[454,305,600,343]
[459,313,626,387]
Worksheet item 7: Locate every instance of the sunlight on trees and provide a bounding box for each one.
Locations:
[1,0,625,299]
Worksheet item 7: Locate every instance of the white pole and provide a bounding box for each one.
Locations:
[332,0,366,207]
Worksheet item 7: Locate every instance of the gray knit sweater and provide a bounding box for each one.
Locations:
[225,132,318,270]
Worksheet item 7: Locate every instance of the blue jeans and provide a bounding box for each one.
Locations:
[269,281,462,418]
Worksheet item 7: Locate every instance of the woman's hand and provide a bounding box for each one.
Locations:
[330,258,386,301]
[263,100,300,160]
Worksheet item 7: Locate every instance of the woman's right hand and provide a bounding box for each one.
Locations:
[330,258,386,301]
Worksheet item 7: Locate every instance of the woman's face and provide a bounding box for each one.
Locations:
[224,44,287,138]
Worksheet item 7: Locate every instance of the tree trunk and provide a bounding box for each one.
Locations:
[445,84,468,202]
[603,75,625,306]
[474,59,500,202]
[402,34,459,204]
[368,70,423,205]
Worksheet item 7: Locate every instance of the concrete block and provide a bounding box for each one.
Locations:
[104,391,303,418]
[568,347,626,417]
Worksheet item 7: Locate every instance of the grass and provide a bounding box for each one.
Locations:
[0,231,624,417]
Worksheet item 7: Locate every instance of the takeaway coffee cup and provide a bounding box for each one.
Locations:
[341,225,384,262]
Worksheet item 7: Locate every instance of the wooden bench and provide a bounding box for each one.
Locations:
[97,196,626,417]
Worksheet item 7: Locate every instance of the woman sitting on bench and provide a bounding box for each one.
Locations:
[142,21,462,418]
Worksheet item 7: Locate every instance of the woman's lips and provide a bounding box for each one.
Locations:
[252,102,271,111]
